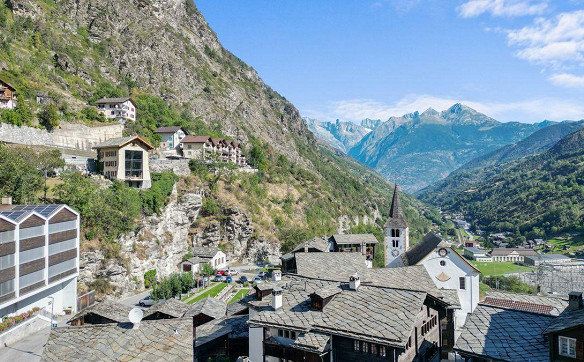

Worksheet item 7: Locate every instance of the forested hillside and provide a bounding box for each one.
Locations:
[421,128,584,239]
[0,0,441,259]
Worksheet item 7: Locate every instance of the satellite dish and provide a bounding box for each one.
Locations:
[128,307,144,325]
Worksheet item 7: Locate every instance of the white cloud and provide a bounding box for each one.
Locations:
[303,94,584,123]
[548,72,584,87]
[458,0,548,18]
[507,10,584,65]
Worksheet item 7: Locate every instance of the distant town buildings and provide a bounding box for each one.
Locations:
[0,78,17,110]
[463,246,492,262]
[490,247,538,263]
[96,97,136,123]
[385,185,409,267]
[92,135,154,189]
[0,203,79,318]
[524,253,573,267]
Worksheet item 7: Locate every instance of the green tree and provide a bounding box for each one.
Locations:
[200,263,215,276]
[0,145,44,203]
[144,269,157,289]
[79,106,106,122]
[38,104,60,130]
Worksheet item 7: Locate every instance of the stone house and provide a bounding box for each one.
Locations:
[192,246,227,270]
[0,79,17,109]
[154,126,187,152]
[180,135,214,160]
[92,135,154,189]
[248,273,449,362]
[328,234,378,268]
[96,97,136,123]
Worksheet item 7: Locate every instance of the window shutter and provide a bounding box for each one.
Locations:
[577,340,584,360]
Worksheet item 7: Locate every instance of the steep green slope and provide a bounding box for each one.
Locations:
[0,0,440,249]
[348,104,549,191]
[421,128,584,239]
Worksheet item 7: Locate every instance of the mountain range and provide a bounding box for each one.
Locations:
[308,104,551,191]
[419,124,584,238]
[305,118,378,153]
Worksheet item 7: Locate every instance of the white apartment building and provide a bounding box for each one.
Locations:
[96,97,137,123]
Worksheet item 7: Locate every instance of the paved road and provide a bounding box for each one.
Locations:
[120,289,151,307]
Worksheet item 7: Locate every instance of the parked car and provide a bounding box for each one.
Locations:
[257,271,267,279]
[139,295,155,307]
[225,276,233,283]
[216,270,226,276]
[213,275,225,282]
[226,268,239,276]
[238,276,248,284]
[253,276,263,284]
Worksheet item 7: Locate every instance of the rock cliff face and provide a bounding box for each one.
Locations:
[79,186,202,295]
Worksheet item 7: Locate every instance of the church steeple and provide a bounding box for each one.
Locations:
[384,184,410,267]
[385,184,407,229]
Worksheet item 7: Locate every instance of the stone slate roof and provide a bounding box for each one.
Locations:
[142,298,192,319]
[249,275,430,348]
[454,304,555,362]
[544,307,584,334]
[92,135,154,150]
[490,248,538,257]
[181,256,202,266]
[294,252,368,281]
[68,298,131,324]
[384,185,407,229]
[399,233,442,266]
[185,297,227,319]
[154,126,184,134]
[192,246,221,259]
[330,234,378,245]
[483,291,569,316]
[43,318,193,361]
[292,332,330,353]
[312,285,342,300]
[181,135,212,144]
[439,289,461,309]
[292,237,330,253]
[95,97,131,104]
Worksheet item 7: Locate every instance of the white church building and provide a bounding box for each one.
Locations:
[385,186,480,340]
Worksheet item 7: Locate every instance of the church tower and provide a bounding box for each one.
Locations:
[384,185,409,267]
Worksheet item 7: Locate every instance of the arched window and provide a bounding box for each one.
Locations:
[391,229,395,237]
[395,229,400,237]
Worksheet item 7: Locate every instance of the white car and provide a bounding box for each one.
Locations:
[226,268,239,276]
[139,295,155,307]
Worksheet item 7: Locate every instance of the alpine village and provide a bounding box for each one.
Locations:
[0,1,583,361]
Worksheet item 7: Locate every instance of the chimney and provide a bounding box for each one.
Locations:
[272,269,282,282]
[1,196,12,205]
[568,291,583,310]
[272,286,283,310]
[349,273,360,291]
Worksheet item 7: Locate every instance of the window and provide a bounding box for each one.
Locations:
[354,340,360,351]
[20,246,44,264]
[390,229,400,237]
[459,277,466,290]
[125,150,144,178]
[20,225,45,239]
[19,269,44,288]
[49,238,76,256]
[0,230,15,244]
[48,220,77,234]
[0,254,14,270]
[48,258,76,278]
[392,240,399,248]
[440,260,446,266]
[559,336,576,358]
[0,279,14,296]
[379,346,386,357]
[371,344,377,355]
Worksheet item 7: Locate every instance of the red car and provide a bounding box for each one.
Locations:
[215,270,226,276]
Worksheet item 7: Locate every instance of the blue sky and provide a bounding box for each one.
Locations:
[197,0,584,123]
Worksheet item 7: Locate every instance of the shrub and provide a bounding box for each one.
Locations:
[482,275,537,294]
[79,106,106,122]
[38,104,60,130]
[151,272,195,300]
[140,172,178,215]
[201,197,221,216]
[144,269,157,289]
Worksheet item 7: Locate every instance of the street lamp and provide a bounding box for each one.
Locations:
[47,296,56,329]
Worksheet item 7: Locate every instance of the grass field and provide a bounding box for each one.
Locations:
[182,283,227,304]
[228,288,249,304]
[470,261,533,276]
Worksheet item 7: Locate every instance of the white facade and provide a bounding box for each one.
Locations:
[210,251,227,270]
[96,99,136,123]
[0,205,80,318]
[385,226,409,267]
[159,129,186,151]
[417,247,479,339]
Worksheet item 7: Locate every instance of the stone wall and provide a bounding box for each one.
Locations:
[0,122,123,151]
[150,158,191,176]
